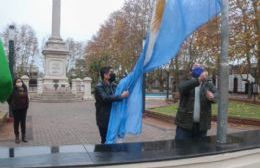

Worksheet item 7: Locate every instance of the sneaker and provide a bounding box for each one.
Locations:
[22,135,28,143]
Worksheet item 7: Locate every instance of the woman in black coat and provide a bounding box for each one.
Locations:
[8,78,29,144]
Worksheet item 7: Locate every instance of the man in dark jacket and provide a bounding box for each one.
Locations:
[95,67,129,144]
[175,64,217,140]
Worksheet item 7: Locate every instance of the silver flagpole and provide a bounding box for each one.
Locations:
[217,0,229,144]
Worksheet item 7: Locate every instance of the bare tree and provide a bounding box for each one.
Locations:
[84,0,153,85]
[66,38,84,74]
[1,24,39,76]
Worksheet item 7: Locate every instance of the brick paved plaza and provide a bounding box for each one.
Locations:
[0,100,259,147]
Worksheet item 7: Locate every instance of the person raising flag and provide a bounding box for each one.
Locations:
[0,39,13,102]
[106,0,222,144]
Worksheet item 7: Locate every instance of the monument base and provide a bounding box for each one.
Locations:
[42,77,70,92]
[42,32,69,93]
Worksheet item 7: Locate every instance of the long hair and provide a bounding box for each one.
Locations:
[100,66,112,80]
[13,78,28,92]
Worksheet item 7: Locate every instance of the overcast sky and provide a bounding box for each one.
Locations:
[0,0,124,42]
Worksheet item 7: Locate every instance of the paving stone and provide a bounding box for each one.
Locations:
[0,101,259,147]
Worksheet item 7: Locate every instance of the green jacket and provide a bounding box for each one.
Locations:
[175,78,218,131]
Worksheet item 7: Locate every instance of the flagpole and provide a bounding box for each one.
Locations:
[142,39,146,114]
[217,0,229,144]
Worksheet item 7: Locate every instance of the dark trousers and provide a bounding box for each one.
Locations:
[13,109,27,136]
[175,123,207,140]
[98,126,108,144]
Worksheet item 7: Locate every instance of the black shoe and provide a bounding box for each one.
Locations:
[15,136,20,144]
[22,135,28,143]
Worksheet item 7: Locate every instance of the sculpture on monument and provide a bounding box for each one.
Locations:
[42,0,69,91]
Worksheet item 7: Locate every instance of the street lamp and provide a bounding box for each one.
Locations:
[253,82,258,104]
[165,64,170,100]
[8,25,15,120]
[8,25,15,78]
[253,68,258,104]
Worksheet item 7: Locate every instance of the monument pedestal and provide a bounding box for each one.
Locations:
[41,0,70,92]
[42,38,69,91]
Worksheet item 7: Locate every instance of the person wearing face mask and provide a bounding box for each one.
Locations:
[175,64,218,140]
[7,78,29,144]
[95,67,129,144]
[109,71,117,91]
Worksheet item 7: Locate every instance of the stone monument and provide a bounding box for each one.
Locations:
[42,0,69,91]
[33,0,93,102]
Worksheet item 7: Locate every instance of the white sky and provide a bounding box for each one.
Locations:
[0,0,124,42]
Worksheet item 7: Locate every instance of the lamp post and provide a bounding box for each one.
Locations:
[165,65,170,100]
[253,82,258,104]
[8,25,15,120]
[253,68,258,104]
[8,25,15,78]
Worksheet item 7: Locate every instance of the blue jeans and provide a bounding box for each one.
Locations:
[175,124,207,140]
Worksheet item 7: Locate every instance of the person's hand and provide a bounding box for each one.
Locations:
[206,90,214,101]
[121,91,129,98]
[199,71,208,83]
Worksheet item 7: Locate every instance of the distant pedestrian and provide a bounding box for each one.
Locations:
[95,67,129,144]
[175,64,218,140]
[8,78,29,144]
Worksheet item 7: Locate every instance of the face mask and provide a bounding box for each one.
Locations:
[109,73,116,83]
[192,67,204,78]
[16,82,23,87]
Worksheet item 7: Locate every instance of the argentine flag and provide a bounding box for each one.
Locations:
[106,0,222,144]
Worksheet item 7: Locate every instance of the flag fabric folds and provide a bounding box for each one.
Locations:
[106,0,221,144]
[0,39,13,102]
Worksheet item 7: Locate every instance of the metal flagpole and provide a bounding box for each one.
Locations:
[142,39,146,113]
[217,0,229,144]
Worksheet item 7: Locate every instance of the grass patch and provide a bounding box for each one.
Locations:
[151,105,178,116]
[150,101,260,119]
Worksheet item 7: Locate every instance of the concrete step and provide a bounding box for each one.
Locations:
[30,92,83,103]
[39,94,78,97]
[31,96,82,99]
[40,92,78,95]
[33,96,79,99]
[30,98,83,103]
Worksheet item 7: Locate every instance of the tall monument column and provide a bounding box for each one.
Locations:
[52,0,61,39]
[42,0,69,91]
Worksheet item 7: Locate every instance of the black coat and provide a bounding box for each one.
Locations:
[175,78,218,131]
[8,85,29,111]
[94,82,122,128]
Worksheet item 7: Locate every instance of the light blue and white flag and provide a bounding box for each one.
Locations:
[106,0,222,144]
